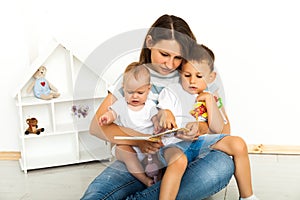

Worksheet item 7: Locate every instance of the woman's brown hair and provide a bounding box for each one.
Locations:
[139,14,196,65]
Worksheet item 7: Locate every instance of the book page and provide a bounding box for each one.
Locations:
[114,127,189,141]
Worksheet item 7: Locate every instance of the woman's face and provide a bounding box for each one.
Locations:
[148,39,183,75]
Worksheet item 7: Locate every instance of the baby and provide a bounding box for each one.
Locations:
[99,62,159,186]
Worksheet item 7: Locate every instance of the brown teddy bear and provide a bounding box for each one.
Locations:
[25,118,44,135]
[27,66,60,100]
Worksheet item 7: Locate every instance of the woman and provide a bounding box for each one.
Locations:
[81,14,234,200]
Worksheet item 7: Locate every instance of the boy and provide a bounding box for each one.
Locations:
[157,44,258,200]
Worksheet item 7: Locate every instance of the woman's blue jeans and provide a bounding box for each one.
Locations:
[81,150,234,200]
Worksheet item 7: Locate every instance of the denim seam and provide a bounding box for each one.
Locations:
[140,185,159,197]
[101,179,138,200]
[126,184,160,200]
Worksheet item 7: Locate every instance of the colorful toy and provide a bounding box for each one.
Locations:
[190,101,208,121]
[27,66,60,100]
[25,118,44,135]
[190,96,223,121]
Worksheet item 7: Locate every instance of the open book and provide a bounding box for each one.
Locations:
[114,127,189,142]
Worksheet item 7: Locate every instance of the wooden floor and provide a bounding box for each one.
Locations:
[0,154,300,200]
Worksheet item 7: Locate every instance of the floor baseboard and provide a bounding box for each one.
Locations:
[0,145,299,161]
[0,152,21,160]
[248,144,300,154]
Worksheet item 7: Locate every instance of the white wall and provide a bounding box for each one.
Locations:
[1,0,300,151]
[0,1,29,151]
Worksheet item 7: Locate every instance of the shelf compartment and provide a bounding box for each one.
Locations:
[70,98,103,131]
[21,133,77,170]
[53,101,75,132]
[22,104,53,133]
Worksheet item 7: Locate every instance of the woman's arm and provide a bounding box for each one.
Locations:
[90,92,148,143]
[89,92,163,152]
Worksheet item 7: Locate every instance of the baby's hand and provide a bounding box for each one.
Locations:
[98,110,116,126]
[158,109,177,130]
[98,115,109,126]
[151,115,162,134]
[153,121,162,134]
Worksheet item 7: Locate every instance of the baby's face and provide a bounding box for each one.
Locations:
[123,78,150,107]
[180,61,213,94]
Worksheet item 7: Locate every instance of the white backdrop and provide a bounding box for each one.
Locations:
[1,0,300,151]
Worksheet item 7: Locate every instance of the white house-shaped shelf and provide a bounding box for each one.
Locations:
[14,39,111,172]
[14,38,107,134]
[15,39,107,103]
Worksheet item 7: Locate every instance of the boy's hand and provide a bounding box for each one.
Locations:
[196,91,212,102]
[176,121,209,141]
[176,122,199,141]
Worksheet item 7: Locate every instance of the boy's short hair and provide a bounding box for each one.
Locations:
[123,62,151,84]
[185,43,215,72]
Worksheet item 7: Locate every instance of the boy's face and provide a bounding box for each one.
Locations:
[123,77,151,107]
[180,60,215,95]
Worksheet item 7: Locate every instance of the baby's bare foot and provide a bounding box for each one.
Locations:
[142,176,155,187]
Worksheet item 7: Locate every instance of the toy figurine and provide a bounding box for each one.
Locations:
[25,117,44,135]
[27,66,60,100]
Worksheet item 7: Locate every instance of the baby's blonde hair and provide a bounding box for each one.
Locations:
[123,62,150,85]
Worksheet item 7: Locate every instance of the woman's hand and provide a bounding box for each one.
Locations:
[137,140,164,154]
